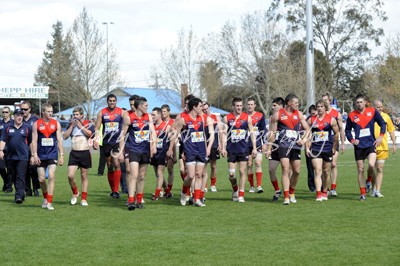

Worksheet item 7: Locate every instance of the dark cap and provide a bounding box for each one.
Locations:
[13,109,24,115]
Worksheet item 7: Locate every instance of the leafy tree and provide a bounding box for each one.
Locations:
[198,60,223,107]
[35,21,83,113]
[268,0,387,97]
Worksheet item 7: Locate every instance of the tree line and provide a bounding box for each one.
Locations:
[36,1,400,117]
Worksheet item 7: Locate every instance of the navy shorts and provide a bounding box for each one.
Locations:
[227,152,249,163]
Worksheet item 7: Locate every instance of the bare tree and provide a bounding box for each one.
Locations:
[204,11,305,114]
[151,27,204,107]
[68,7,120,118]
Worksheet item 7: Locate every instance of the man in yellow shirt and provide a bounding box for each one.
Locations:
[370,100,396,197]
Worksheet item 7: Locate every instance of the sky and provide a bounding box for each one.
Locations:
[0,0,399,89]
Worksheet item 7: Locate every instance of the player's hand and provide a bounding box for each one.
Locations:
[340,143,345,154]
[58,156,64,166]
[265,150,272,159]
[392,145,396,154]
[252,148,257,159]
[352,139,360,146]
[166,149,173,158]
[221,149,227,158]
[206,148,211,158]
[93,141,99,150]
[374,136,383,147]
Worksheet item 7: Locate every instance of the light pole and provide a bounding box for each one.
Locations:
[102,22,114,93]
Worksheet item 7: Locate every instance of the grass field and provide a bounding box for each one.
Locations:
[1,149,399,265]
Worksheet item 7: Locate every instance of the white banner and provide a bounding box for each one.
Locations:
[0,86,49,99]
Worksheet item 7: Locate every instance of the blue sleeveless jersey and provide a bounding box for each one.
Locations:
[101,107,123,145]
[180,114,207,158]
[310,114,334,153]
[36,118,59,160]
[277,109,302,150]
[226,112,250,154]
[126,112,150,153]
[154,120,170,159]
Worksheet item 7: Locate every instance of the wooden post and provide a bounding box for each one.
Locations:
[181,83,188,108]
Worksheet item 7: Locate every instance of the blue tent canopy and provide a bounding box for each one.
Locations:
[56,87,228,118]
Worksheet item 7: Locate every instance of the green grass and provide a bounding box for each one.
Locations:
[1,150,400,265]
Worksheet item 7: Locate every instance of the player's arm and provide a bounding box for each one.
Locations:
[56,121,64,166]
[216,115,223,151]
[336,112,345,152]
[167,117,183,157]
[298,111,311,146]
[387,118,397,154]
[148,115,157,157]
[345,116,357,145]
[331,117,339,154]
[265,112,278,157]
[93,110,103,148]
[220,116,228,157]
[374,110,387,147]
[247,115,257,157]
[118,111,130,160]
[305,116,312,156]
[62,121,74,140]
[0,140,5,160]
[206,116,215,156]
[31,121,39,165]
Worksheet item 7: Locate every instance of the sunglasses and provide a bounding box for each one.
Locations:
[20,108,29,111]
[2,111,9,114]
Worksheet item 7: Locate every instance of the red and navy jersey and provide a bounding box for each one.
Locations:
[126,112,151,153]
[101,107,123,145]
[247,111,266,149]
[36,118,59,160]
[277,109,302,150]
[165,118,174,127]
[180,114,207,158]
[1,123,31,161]
[203,113,219,149]
[226,112,250,154]
[309,114,334,153]
[154,121,170,159]
[327,108,339,121]
[345,107,386,148]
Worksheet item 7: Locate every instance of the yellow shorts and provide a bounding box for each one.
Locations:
[376,150,389,160]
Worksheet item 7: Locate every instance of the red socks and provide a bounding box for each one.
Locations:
[210,177,217,186]
[256,172,262,187]
[47,194,53,204]
[271,180,280,191]
[82,192,87,201]
[72,186,79,195]
[113,169,121,192]
[107,172,114,190]
[136,193,144,204]
[248,173,254,187]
